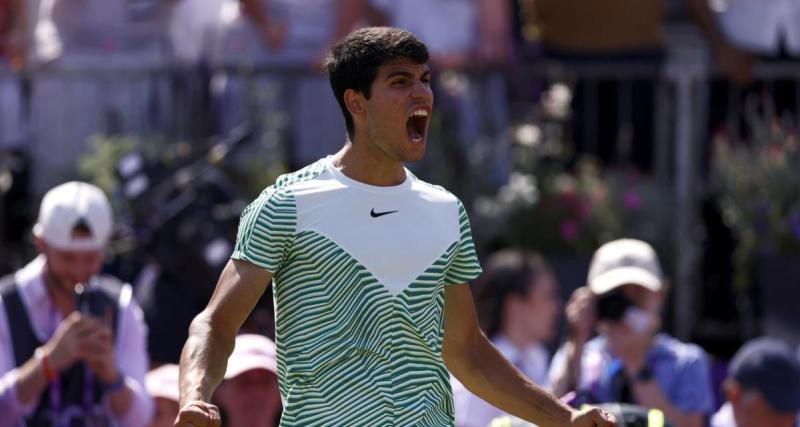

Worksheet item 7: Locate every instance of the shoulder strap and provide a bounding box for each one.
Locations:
[0,274,42,366]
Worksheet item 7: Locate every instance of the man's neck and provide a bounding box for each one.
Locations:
[330,138,407,187]
[42,266,76,316]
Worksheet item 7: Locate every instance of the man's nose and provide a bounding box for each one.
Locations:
[412,81,433,102]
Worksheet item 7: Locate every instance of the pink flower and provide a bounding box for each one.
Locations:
[622,191,643,211]
[559,219,579,241]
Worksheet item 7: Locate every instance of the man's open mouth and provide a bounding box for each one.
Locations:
[406,108,429,143]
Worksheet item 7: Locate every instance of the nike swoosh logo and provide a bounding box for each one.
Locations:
[370,208,398,218]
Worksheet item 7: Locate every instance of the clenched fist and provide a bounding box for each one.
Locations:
[174,401,222,427]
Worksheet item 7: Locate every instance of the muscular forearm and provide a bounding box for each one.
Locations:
[448,334,573,427]
[179,313,235,405]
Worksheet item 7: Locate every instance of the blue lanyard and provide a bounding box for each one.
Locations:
[47,282,99,426]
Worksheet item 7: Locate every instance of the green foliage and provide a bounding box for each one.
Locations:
[711,121,800,289]
[77,135,137,195]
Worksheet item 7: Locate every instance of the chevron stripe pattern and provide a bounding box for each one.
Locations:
[232,160,482,426]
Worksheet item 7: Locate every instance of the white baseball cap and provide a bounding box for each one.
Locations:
[224,334,277,379]
[33,181,113,251]
[146,364,180,402]
[587,238,663,294]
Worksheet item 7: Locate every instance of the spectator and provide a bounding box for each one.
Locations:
[686,0,799,85]
[686,0,800,147]
[0,0,32,277]
[369,0,514,189]
[0,0,27,151]
[549,238,714,427]
[211,0,373,168]
[525,0,665,173]
[214,334,281,427]
[453,249,561,427]
[710,337,800,427]
[146,364,180,427]
[0,181,153,426]
[28,0,176,192]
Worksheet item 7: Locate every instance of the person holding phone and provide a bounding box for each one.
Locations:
[549,239,715,427]
[0,181,153,426]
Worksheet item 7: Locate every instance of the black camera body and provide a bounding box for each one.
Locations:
[595,288,634,321]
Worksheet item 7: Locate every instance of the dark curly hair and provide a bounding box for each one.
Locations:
[326,27,429,138]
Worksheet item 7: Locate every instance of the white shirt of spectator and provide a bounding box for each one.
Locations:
[717,0,800,55]
[371,0,478,56]
[452,335,550,427]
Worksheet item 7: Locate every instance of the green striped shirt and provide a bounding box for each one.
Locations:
[232,157,482,426]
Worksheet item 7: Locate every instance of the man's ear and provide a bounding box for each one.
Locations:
[723,378,741,402]
[33,234,45,253]
[344,89,366,117]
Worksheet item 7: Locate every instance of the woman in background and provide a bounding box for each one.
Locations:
[453,249,561,427]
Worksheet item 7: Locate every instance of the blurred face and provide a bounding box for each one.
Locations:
[506,272,561,344]
[150,397,179,427]
[598,284,662,333]
[37,236,104,294]
[215,369,281,427]
[351,58,433,163]
[728,382,798,427]
[597,284,663,355]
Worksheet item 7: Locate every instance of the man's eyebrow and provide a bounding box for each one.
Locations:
[385,70,432,80]
[385,70,414,80]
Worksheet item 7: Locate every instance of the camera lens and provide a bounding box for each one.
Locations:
[596,289,633,321]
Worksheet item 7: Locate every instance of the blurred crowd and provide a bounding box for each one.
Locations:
[1,0,800,426]
[2,180,799,427]
[0,0,797,190]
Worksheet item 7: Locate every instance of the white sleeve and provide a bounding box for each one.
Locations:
[110,284,154,427]
[452,376,504,427]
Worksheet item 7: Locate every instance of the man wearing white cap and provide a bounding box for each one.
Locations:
[0,181,154,426]
[549,239,714,427]
[213,334,281,427]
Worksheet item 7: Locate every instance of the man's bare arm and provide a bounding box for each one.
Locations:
[442,284,614,427]
[178,259,272,406]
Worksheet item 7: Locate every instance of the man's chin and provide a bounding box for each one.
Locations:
[402,141,427,162]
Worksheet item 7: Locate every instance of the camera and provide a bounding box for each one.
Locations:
[595,288,634,321]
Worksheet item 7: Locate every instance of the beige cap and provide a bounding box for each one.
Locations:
[588,238,663,294]
[33,181,112,251]
[224,334,277,379]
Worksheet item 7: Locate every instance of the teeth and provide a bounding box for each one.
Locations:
[410,109,429,117]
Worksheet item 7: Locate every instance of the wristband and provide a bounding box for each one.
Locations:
[35,347,58,382]
[632,365,654,383]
